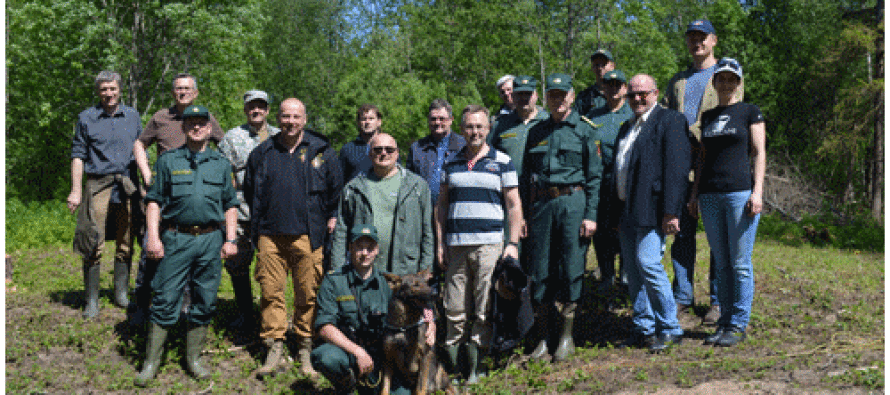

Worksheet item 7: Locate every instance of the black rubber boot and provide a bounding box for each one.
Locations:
[134,323,169,387]
[185,325,211,379]
[82,263,100,319]
[530,303,551,361]
[113,260,131,308]
[553,302,576,362]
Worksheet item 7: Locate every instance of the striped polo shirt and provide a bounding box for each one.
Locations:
[441,146,518,246]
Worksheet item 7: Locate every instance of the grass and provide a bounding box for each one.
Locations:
[4,200,885,393]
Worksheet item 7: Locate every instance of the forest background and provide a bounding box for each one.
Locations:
[6,0,885,228]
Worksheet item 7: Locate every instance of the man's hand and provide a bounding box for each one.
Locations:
[145,236,165,260]
[436,245,448,271]
[67,191,81,214]
[353,346,374,377]
[579,219,597,238]
[746,193,763,217]
[686,198,699,216]
[327,217,337,233]
[502,243,519,260]
[221,241,238,259]
[519,219,528,238]
[662,215,680,236]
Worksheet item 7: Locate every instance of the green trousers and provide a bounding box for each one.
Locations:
[150,229,223,326]
[526,191,587,304]
[311,342,410,395]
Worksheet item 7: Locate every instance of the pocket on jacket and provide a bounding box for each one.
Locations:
[171,174,195,198]
[558,145,582,167]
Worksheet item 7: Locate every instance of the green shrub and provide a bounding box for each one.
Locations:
[6,198,75,251]
[757,212,883,253]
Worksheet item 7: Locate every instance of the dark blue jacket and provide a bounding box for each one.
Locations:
[612,105,692,228]
[244,130,342,250]
[406,132,466,203]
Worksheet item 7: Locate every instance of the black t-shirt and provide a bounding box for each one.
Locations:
[699,103,764,193]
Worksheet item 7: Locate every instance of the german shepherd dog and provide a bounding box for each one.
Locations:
[381,270,455,395]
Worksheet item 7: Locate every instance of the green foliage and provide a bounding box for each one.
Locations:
[6,198,75,250]
[756,212,883,252]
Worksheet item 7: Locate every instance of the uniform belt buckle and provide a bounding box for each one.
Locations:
[548,186,560,198]
[188,225,201,236]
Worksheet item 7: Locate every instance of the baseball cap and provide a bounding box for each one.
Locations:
[349,224,379,244]
[686,19,716,35]
[714,57,743,79]
[545,73,573,92]
[243,90,270,104]
[590,49,614,62]
[512,75,538,93]
[181,105,210,119]
[602,70,627,84]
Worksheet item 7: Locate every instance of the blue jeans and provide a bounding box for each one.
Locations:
[699,191,760,330]
[618,216,683,337]
[671,206,719,306]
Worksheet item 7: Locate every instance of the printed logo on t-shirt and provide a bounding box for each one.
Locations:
[485,161,500,173]
[702,114,736,138]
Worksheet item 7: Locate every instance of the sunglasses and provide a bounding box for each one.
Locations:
[625,89,656,99]
[371,146,398,155]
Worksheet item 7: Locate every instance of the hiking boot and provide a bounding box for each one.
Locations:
[702,304,720,326]
[135,323,169,387]
[703,327,726,345]
[256,338,284,378]
[113,260,131,308]
[716,327,747,347]
[185,325,211,379]
[82,263,100,319]
[297,337,318,378]
[553,302,576,362]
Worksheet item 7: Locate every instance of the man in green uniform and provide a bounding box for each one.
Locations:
[584,70,634,293]
[574,49,616,115]
[490,75,548,180]
[522,73,602,362]
[311,224,409,394]
[135,105,239,387]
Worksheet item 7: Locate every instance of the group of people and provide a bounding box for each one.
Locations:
[68,17,765,393]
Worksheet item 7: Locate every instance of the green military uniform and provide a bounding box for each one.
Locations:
[584,72,634,283]
[311,264,411,394]
[144,145,239,326]
[522,79,603,305]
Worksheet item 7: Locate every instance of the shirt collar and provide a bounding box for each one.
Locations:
[347,267,381,288]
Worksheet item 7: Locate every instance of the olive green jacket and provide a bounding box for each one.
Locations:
[331,165,433,275]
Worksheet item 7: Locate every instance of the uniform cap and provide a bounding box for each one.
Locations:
[182,105,210,119]
[545,73,573,92]
[512,75,538,93]
[349,224,379,244]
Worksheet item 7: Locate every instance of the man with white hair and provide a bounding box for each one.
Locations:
[495,74,516,120]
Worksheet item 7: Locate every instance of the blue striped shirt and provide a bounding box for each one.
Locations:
[441,147,518,246]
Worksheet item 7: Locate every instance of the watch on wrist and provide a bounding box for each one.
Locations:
[225,239,238,244]
[506,241,519,248]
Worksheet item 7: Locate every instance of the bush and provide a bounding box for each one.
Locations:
[757,212,883,253]
[6,198,76,251]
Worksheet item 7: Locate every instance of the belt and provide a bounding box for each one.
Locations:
[167,223,220,236]
[533,184,583,203]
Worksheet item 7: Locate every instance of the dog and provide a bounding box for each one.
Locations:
[380,269,455,395]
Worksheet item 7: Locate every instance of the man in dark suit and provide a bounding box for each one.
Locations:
[613,74,692,353]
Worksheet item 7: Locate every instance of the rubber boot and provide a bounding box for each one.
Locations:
[185,325,211,379]
[82,263,100,319]
[298,337,319,378]
[553,302,576,362]
[134,323,169,387]
[256,338,284,378]
[465,342,480,384]
[228,274,255,330]
[113,260,131,308]
[444,343,461,385]
[530,304,551,360]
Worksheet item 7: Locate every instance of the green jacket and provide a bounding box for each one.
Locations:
[331,165,434,275]
[314,265,391,335]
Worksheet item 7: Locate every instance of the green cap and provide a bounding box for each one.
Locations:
[349,224,379,244]
[182,105,210,119]
[591,49,614,61]
[545,73,573,92]
[512,75,538,93]
[602,70,627,83]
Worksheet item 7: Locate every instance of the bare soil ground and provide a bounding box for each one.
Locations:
[5,237,884,394]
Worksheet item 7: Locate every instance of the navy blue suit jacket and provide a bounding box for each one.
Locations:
[612,105,692,228]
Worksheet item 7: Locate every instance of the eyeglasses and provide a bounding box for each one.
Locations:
[626,89,656,99]
[371,146,398,155]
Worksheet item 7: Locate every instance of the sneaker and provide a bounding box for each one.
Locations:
[702,304,720,326]
[703,327,725,345]
[716,327,746,347]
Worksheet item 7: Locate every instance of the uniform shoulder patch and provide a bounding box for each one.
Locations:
[335,295,356,302]
[171,170,193,175]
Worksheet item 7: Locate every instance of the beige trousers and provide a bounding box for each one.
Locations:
[255,234,323,340]
[443,242,502,347]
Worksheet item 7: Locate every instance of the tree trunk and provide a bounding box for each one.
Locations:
[871,0,884,220]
